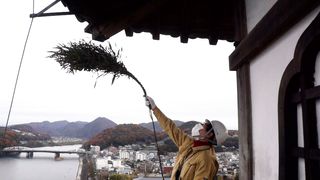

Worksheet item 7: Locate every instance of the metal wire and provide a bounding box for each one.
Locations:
[148,109,165,180]
[2,1,165,179]
[3,0,35,137]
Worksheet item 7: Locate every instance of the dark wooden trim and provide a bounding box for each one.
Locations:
[180,0,190,43]
[229,0,320,70]
[236,63,253,180]
[151,7,160,40]
[305,86,320,100]
[125,28,134,37]
[300,76,320,180]
[95,0,167,41]
[291,86,320,103]
[298,28,320,180]
[208,0,219,45]
[278,11,320,180]
[309,149,320,161]
[233,0,247,46]
[278,60,300,180]
[292,147,320,160]
[291,147,304,158]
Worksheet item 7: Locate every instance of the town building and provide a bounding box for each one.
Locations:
[135,151,147,161]
[119,149,130,160]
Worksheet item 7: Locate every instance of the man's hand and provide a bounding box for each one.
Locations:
[145,96,156,110]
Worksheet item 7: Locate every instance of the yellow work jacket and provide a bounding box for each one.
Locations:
[153,107,219,180]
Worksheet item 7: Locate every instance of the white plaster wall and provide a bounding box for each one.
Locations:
[297,104,304,148]
[245,0,277,32]
[249,7,320,180]
[298,158,306,180]
[297,104,306,179]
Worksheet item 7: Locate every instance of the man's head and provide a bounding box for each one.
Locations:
[191,119,229,145]
[191,119,216,144]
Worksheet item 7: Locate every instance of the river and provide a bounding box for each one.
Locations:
[0,144,81,180]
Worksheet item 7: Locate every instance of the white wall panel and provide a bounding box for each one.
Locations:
[298,158,306,180]
[249,7,320,180]
[297,104,304,147]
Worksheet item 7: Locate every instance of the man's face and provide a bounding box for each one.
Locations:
[198,124,207,136]
[191,121,213,140]
[194,123,211,139]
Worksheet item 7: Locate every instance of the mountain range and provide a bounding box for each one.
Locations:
[10,117,186,140]
[5,118,238,151]
[10,118,238,145]
[11,117,117,139]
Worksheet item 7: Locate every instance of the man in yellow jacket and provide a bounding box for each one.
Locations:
[145,96,221,180]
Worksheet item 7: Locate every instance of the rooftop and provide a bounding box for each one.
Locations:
[61,0,240,44]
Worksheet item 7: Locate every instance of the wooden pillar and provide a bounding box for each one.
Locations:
[237,63,253,180]
[26,152,33,159]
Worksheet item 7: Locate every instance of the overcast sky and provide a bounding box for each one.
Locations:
[0,0,238,129]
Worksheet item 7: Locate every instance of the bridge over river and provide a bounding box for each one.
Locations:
[0,146,89,159]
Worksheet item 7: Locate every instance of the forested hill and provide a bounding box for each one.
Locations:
[84,124,166,149]
[0,126,52,149]
[83,120,239,152]
[139,120,184,132]
[84,121,198,151]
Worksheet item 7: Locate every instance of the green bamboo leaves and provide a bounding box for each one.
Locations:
[48,40,147,96]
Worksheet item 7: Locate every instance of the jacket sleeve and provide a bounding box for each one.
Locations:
[153,107,192,147]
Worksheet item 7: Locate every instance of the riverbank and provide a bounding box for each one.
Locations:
[77,153,97,180]
[0,151,20,157]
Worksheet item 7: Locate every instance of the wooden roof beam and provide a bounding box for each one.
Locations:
[152,32,160,40]
[125,28,134,37]
[180,0,190,44]
[209,37,218,45]
[180,34,189,43]
[91,0,167,41]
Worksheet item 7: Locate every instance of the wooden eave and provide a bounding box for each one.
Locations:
[61,0,239,45]
[229,0,320,70]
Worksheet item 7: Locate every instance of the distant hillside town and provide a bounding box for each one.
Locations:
[86,140,238,179]
[0,117,239,178]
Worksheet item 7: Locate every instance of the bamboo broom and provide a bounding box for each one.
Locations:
[48,40,164,180]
